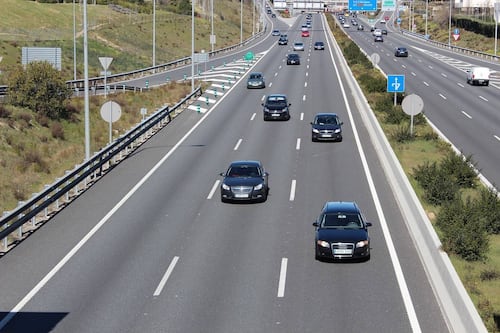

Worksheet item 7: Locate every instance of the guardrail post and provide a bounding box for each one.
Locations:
[197,104,201,113]
[166,76,170,83]
[17,201,25,239]
[65,171,71,202]
[2,212,10,251]
[214,88,217,98]
[222,83,225,91]
[31,195,38,227]
[183,74,187,81]
[206,96,209,105]
[44,185,50,218]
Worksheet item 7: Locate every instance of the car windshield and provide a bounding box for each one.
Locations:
[249,74,262,79]
[314,115,339,125]
[322,213,362,228]
[228,165,260,177]
[266,96,287,106]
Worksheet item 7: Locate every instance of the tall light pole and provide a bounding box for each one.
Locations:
[83,0,90,160]
[191,0,195,92]
[153,0,156,68]
[211,0,214,52]
[252,0,255,35]
[425,0,428,37]
[448,0,452,47]
[240,0,243,44]
[73,0,77,81]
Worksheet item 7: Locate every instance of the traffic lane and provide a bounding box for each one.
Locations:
[313,29,449,330]
[0,106,206,312]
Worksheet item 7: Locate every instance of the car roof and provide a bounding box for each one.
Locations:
[267,93,288,99]
[314,112,338,118]
[323,201,360,214]
[229,160,262,167]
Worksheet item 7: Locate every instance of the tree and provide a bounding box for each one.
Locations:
[7,61,73,120]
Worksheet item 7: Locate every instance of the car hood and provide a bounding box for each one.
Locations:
[223,177,264,187]
[316,228,368,243]
[312,123,341,131]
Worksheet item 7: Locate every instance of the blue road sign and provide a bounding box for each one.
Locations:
[453,28,460,35]
[349,0,377,11]
[387,75,405,93]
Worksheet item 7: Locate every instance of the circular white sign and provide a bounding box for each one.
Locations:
[402,94,424,116]
[371,53,380,65]
[100,101,122,123]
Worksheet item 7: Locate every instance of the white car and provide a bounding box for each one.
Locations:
[343,22,350,28]
[293,42,305,51]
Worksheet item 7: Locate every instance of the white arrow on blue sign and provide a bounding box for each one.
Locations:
[387,75,405,93]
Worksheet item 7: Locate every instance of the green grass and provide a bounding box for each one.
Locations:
[0,0,259,82]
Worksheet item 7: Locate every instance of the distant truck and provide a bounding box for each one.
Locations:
[466,66,490,86]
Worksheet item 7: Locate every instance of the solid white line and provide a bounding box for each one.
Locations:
[153,256,179,296]
[321,14,422,332]
[461,111,472,119]
[277,258,288,298]
[207,180,220,200]
[296,138,301,150]
[289,180,296,201]
[494,135,500,142]
[479,95,488,102]
[250,113,256,121]
[233,138,242,151]
[0,48,264,330]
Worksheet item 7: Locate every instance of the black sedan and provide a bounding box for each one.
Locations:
[314,41,324,50]
[395,47,409,57]
[310,112,343,142]
[313,201,372,261]
[220,160,269,203]
[286,53,300,65]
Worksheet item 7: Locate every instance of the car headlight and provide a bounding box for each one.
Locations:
[222,183,230,190]
[312,128,320,133]
[264,107,270,112]
[334,128,341,133]
[254,183,263,190]
[317,240,330,248]
[356,240,369,248]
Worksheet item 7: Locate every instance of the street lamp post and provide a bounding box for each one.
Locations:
[448,0,453,47]
[83,0,90,160]
[73,0,77,81]
[153,0,156,68]
[191,0,195,92]
[425,0,429,37]
[240,0,243,44]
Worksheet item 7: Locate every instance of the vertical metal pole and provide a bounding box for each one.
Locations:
[240,0,243,44]
[153,0,156,68]
[211,0,214,53]
[495,22,498,56]
[83,0,90,160]
[191,0,195,92]
[448,0,452,47]
[73,0,77,81]
[252,0,255,35]
[425,0,428,37]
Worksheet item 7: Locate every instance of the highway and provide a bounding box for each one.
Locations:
[343,14,500,190]
[0,12,481,333]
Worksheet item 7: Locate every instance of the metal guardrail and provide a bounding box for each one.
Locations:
[66,31,266,90]
[401,29,500,62]
[0,86,203,251]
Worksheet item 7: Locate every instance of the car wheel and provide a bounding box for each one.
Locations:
[312,136,317,142]
[221,195,228,203]
[338,136,343,142]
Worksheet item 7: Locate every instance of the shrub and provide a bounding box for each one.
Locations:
[413,161,460,205]
[440,152,478,188]
[385,105,407,124]
[480,268,500,281]
[391,123,414,143]
[359,73,386,93]
[436,197,489,261]
[474,187,500,234]
[0,104,11,118]
[51,122,65,140]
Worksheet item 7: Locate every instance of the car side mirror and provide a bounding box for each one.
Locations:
[310,122,314,125]
[263,172,269,177]
[219,172,225,176]
[261,103,264,106]
[365,222,372,227]
[340,121,344,125]
[312,222,319,227]
[288,103,292,106]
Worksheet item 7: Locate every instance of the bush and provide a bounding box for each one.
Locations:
[51,122,65,140]
[385,105,407,124]
[413,161,460,205]
[0,104,11,118]
[391,123,414,143]
[7,62,72,120]
[440,152,478,188]
[359,72,386,93]
[436,197,489,261]
[475,187,500,234]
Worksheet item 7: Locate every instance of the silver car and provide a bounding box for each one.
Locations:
[293,42,305,51]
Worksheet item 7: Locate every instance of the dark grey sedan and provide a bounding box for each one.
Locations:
[220,160,269,203]
[311,112,343,142]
